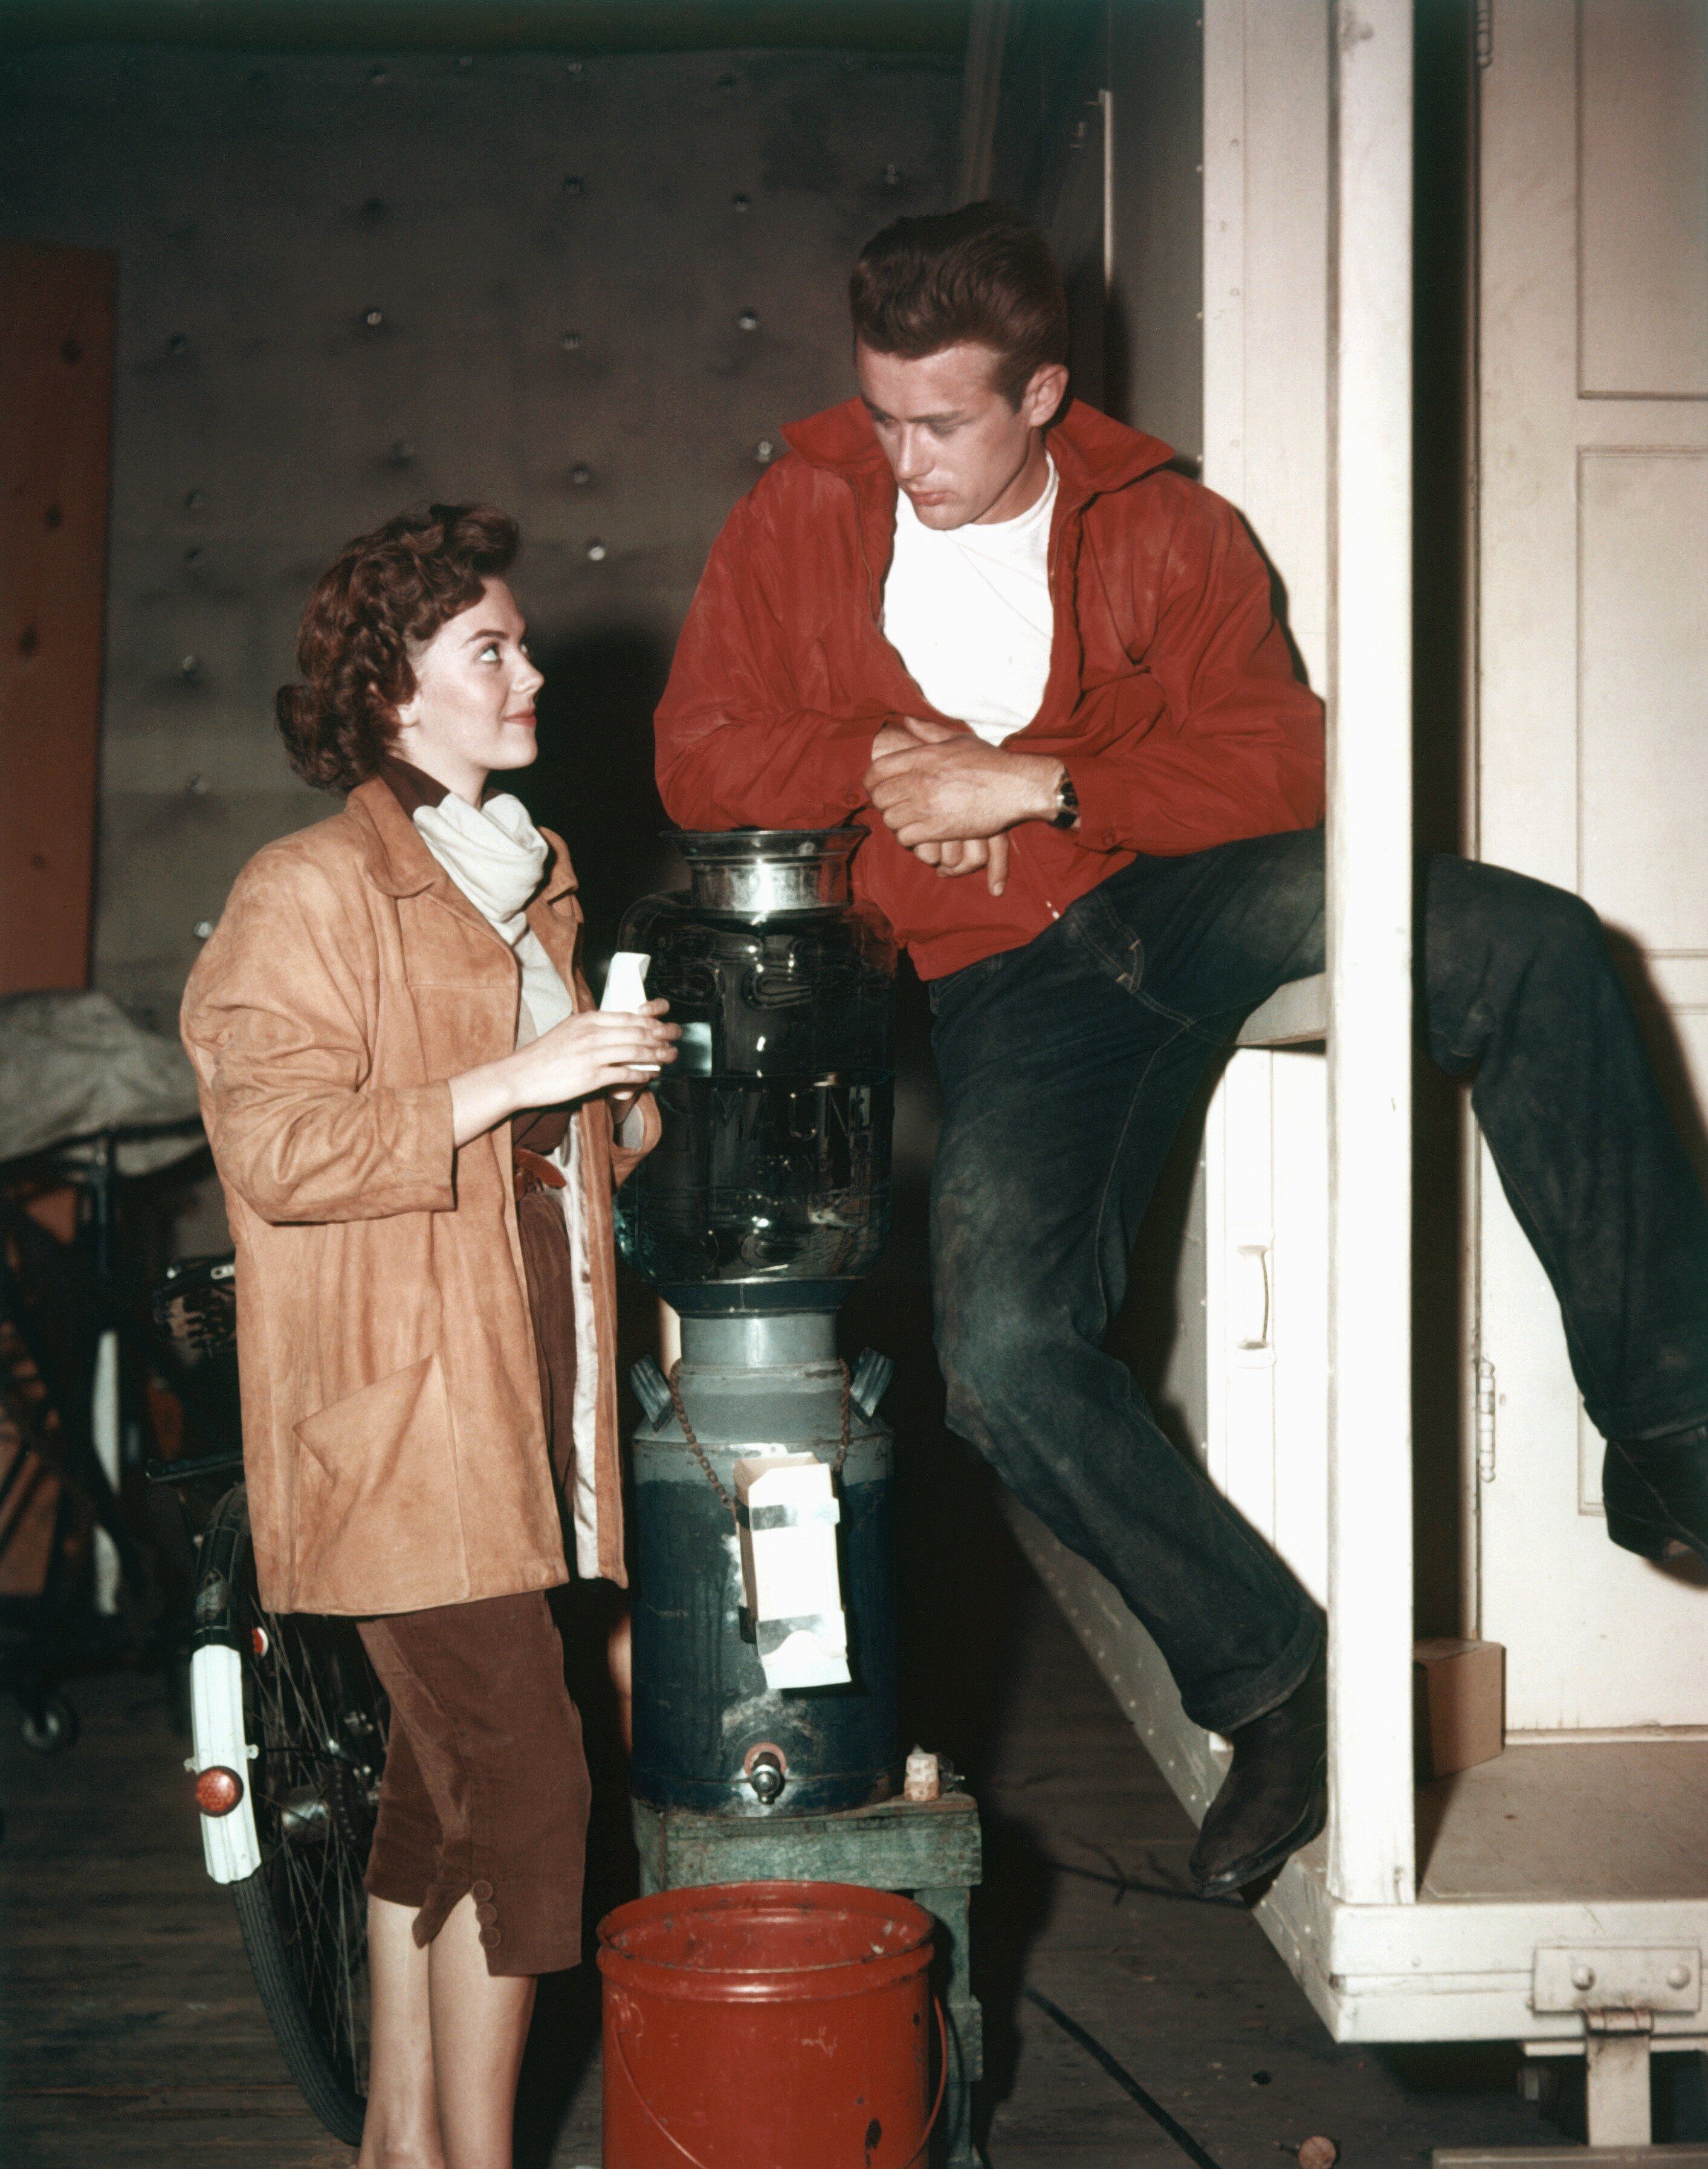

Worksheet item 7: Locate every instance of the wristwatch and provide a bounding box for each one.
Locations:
[1050,768,1080,831]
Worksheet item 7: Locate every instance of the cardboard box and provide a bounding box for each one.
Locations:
[1412,1637,1505,1780]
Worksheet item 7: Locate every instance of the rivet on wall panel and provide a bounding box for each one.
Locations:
[457,54,474,70]
[183,490,204,510]
[180,656,203,682]
[737,310,759,333]
[562,175,584,198]
[755,439,775,464]
[368,65,389,86]
[731,192,750,213]
[195,921,215,942]
[390,439,417,466]
[561,330,582,351]
[570,464,592,487]
[566,59,584,76]
[586,540,607,562]
[884,164,902,187]
[186,773,209,796]
[362,308,386,331]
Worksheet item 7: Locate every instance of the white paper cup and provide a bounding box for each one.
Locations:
[600,950,650,1013]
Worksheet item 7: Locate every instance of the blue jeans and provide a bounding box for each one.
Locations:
[927,829,1708,1733]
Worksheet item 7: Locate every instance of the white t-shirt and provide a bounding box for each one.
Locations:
[880,456,1058,744]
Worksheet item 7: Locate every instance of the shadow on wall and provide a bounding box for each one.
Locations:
[521,623,678,970]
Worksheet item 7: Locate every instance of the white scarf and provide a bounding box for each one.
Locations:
[412,792,572,1044]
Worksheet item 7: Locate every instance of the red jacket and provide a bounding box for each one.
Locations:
[654,397,1324,981]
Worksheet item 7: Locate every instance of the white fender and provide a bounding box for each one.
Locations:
[189,1642,261,1884]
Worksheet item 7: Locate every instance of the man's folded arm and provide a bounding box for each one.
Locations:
[655,496,884,831]
[1046,486,1327,858]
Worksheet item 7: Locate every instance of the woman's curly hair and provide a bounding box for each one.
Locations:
[276,502,520,791]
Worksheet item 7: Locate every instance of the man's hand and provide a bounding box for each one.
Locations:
[870,715,956,765]
[869,719,1006,886]
[922,833,1011,893]
[864,725,1063,901]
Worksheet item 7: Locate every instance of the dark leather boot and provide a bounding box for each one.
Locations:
[1603,1424,1708,1569]
[1189,1642,1327,1899]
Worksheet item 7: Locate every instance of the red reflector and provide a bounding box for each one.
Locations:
[195,1765,244,1817]
[250,1626,268,1659]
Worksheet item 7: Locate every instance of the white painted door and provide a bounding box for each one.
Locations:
[1476,0,1708,1732]
[1198,0,1333,1611]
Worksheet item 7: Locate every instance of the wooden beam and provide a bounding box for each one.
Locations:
[0,240,115,996]
[1325,0,1417,1908]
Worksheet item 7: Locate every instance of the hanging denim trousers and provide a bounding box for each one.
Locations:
[927,827,1708,1735]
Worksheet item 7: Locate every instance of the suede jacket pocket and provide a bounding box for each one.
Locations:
[291,1353,467,1615]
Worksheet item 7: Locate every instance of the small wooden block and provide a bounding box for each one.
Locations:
[634,1790,982,1897]
[1413,1638,1505,1781]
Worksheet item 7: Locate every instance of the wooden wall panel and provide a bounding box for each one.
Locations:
[0,239,115,993]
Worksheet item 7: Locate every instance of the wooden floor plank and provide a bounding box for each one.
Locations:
[4,1571,1695,2164]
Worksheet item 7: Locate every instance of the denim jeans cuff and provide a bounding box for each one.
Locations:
[1185,1604,1324,1737]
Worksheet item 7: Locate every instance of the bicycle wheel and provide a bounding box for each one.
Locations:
[193,1486,387,2145]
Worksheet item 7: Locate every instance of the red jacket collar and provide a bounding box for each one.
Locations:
[780,394,1175,510]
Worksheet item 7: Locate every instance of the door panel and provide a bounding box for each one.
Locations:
[1579,0,1708,397]
[1477,0,1708,1733]
[1578,451,1708,936]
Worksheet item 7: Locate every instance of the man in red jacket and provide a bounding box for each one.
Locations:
[655,204,1708,1893]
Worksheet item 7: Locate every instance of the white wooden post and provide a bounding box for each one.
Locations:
[1325,0,1417,1907]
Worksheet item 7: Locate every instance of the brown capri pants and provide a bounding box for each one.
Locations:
[357,1590,590,1977]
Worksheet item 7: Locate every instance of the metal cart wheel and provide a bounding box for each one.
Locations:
[193,1484,387,2146]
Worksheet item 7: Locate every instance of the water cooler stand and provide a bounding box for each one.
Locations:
[627,1314,983,2169]
[614,828,983,2165]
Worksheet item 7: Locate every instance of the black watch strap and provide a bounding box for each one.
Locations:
[1050,770,1080,831]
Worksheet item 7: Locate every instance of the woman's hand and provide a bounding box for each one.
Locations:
[449,1000,678,1146]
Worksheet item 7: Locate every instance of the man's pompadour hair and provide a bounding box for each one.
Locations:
[849,200,1070,406]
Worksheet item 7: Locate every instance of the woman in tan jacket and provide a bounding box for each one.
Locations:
[181,504,676,2169]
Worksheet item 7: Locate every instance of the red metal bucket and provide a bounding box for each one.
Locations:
[598,1880,942,2169]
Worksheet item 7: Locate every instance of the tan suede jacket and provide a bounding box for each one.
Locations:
[180,779,657,1616]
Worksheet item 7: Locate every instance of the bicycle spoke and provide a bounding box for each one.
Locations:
[239,1597,383,2095]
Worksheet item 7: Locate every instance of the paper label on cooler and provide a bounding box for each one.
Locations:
[734,1453,851,1688]
[756,1616,852,1690]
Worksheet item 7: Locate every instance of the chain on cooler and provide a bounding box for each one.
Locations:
[665,1358,853,1532]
